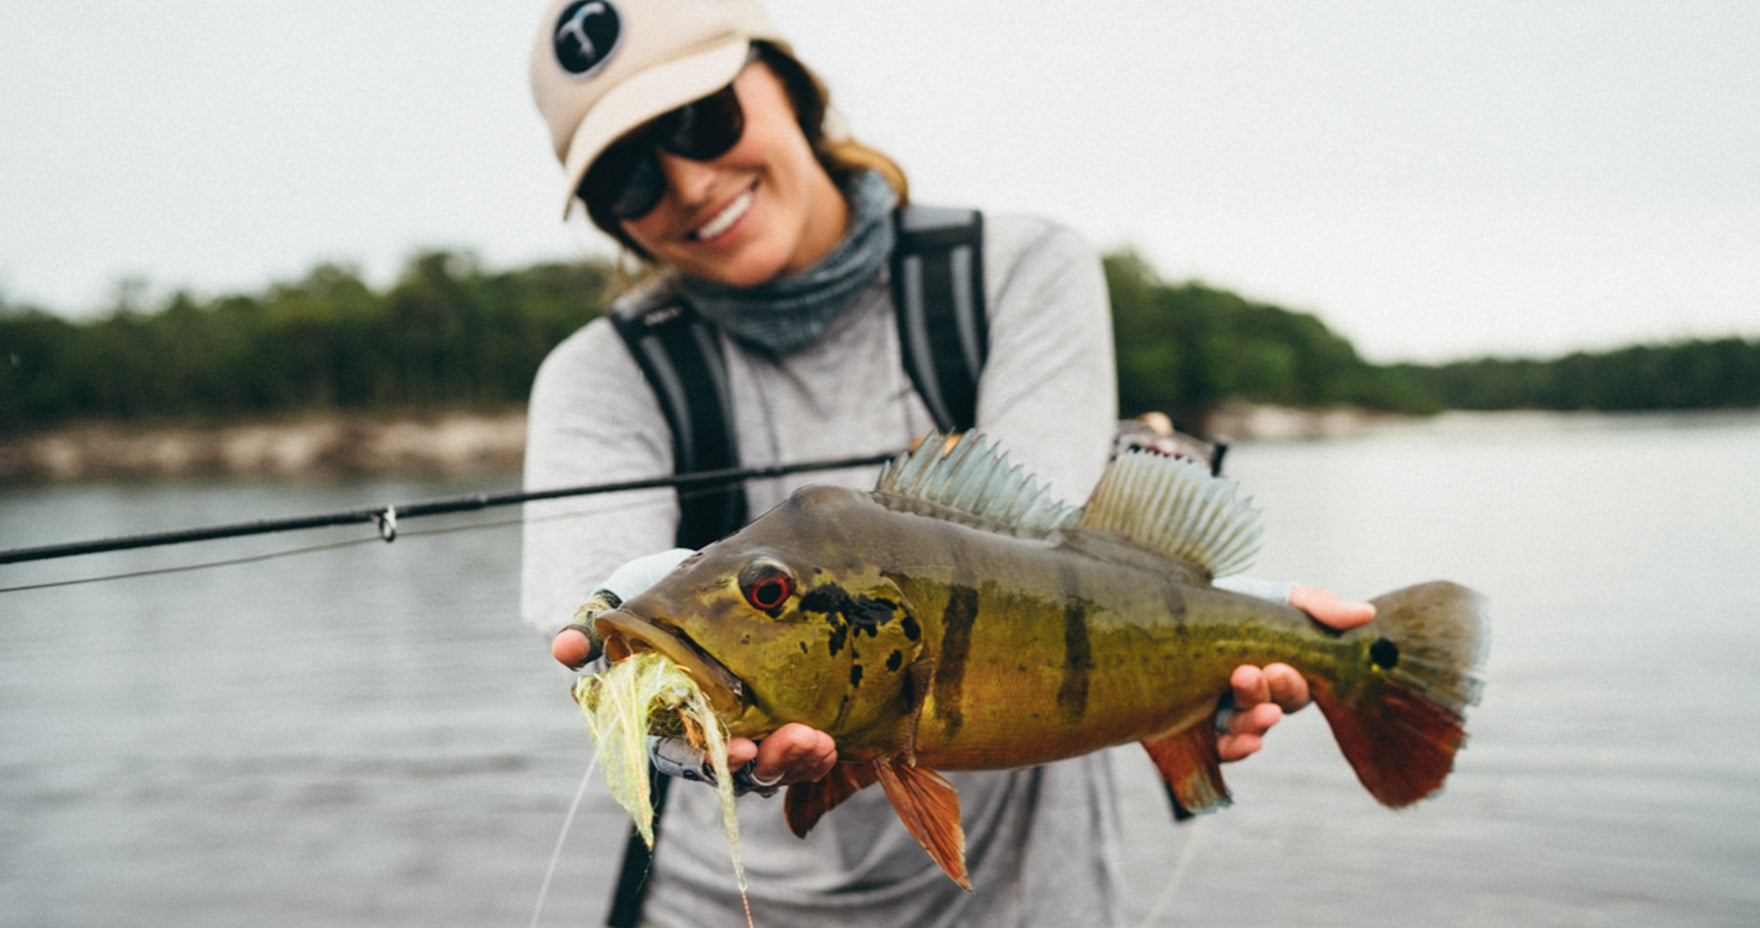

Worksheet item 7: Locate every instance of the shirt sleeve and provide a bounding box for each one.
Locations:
[1214,574,1296,605]
[969,217,1118,503]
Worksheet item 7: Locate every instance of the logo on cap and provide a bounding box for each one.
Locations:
[553,1,621,77]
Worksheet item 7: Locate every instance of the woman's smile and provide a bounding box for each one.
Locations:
[692,186,756,242]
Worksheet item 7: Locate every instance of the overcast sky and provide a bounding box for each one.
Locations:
[3,1,1755,362]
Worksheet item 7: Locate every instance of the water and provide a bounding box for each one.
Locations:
[3,413,1758,927]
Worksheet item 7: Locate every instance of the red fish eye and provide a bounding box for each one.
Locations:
[740,563,794,611]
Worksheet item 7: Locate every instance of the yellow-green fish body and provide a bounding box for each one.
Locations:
[595,434,1487,888]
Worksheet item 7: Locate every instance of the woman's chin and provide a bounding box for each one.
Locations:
[681,242,792,288]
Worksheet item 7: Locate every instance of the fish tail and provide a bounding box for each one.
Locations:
[1308,580,1489,807]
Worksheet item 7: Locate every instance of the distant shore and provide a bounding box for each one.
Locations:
[4,405,1748,483]
[0,409,529,482]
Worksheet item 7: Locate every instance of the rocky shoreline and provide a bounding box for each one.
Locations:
[6,404,1692,483]
[0,409,530,482]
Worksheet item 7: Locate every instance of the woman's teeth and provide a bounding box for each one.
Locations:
[694,190,753,241]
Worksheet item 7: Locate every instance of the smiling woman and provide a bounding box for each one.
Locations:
[610,56,849,286]
[518,2,1373,926]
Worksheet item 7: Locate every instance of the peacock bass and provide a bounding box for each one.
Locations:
[592,433,1488,889]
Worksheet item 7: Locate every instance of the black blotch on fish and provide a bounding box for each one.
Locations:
[850,664,865,687]
[886,650,904,672]
[900,612,921,642]
[802,583,902,657]
[827,623,848,657]
[934,586,980,739]
[1056,599,1093,724]
[882,572,923,642]
[1371,637,1400,670]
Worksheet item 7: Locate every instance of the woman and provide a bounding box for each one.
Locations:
[522,2,1372,925]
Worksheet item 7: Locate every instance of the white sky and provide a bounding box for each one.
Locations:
[2,1,1755,362]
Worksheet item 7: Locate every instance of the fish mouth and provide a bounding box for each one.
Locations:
[594,609,749,718]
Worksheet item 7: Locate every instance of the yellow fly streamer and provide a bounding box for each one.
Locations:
[572,652,751,917]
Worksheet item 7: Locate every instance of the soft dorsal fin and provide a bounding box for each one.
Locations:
[1076,451,1261,578]
[874,433,1077,538]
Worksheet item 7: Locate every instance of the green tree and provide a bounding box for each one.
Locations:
[1104,251,1438,429]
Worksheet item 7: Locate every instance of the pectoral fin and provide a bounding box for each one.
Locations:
[784,762,879,838]
[1142,723,1232,816]
[782,655,937,840]
[874,760,969,890]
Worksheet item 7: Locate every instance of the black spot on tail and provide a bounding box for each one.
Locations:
[1370,636,1400,670]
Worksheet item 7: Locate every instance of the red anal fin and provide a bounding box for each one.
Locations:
[1142,723,1232,815]
[874,760,970,890]
[784,762,879,838]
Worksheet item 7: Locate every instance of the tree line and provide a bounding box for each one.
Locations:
[3,248,1757,436]
[1392,340,1760,412]
[1,252,613,432]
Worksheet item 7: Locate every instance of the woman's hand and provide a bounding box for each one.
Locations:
[1217,585,1376,762]
[727,723,838,787]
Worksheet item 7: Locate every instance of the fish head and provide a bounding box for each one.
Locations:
[595,494,927,742]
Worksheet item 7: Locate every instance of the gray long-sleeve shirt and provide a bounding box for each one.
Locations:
[521,213,1128,927]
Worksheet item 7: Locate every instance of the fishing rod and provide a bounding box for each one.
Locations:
[0,450,898,566]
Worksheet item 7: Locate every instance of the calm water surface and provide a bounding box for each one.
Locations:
[3,412,1757,927]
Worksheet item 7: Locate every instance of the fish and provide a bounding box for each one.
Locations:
[593,433,1488,889]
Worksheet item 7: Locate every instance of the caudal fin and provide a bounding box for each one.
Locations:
[1309,580,1489,807]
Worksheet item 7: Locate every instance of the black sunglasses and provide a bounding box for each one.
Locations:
[579,79,747,221]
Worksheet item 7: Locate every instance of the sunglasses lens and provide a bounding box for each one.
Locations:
[610,157,664,219]
[582,144,665,220]
[580,81,747,221]
[662,84,744,161]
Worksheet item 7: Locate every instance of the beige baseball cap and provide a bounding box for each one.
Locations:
[529,0,789,217]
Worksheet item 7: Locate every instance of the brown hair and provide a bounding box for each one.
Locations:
[582,40,908,258]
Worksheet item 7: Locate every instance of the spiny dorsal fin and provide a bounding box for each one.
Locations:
[1076,450,1261,578]
[874,433,1077,538]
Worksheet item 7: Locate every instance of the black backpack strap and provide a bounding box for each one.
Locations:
[604,772,670,928]
[603,297,748,928]
[892,205,987,433]
[600,208,985,926]
[608,297,748,549]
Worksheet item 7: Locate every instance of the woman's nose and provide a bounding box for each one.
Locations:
[657,152,720,207]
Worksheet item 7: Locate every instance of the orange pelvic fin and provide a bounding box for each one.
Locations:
[1141,721,1232,815]
[874,759,970,890]
[784,762,879,838]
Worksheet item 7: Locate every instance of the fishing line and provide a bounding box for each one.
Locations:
[0,495,642,595]
[1,452,895,594]
[0,493,637,595]
[1132,816,1206,928]
[0,534,387,594]
[0,450,898,566]
[529,752,601,928]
